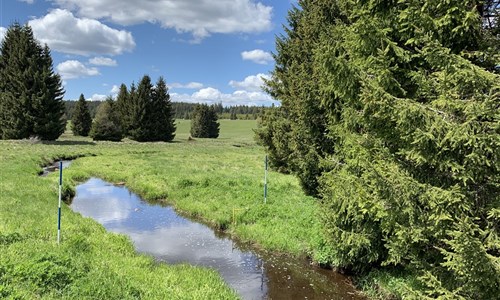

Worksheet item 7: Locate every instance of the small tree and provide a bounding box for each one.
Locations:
[190,104,219,138]
[71,94,92,136]
[90,98,122,141]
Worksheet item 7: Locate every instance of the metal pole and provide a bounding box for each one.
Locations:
[57,160,62,244]
[264,155,268,204]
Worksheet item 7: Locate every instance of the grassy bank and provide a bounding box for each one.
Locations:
[0,137,239,299]
[0,120,322,298]
[63,120,320,255]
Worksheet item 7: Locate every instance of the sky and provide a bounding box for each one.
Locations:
[0,0,297,106]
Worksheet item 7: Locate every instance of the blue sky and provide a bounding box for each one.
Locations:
[0,0,296,106]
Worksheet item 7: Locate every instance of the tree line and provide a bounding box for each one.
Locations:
[0,22,222,142]
[256,0,499,299]
[65,100,102,120]
[172,102,263,120]
[65,100,263,120]
[72,77,220,141]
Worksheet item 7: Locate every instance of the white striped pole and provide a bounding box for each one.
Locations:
[264,155,268,204]
[57,160,62,244]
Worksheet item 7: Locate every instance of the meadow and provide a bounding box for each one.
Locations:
[0,119,323,299]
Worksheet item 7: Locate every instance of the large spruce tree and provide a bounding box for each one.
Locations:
[0,23,66,140]
[71,94,92,136]
[255,2,336,195]
[127,75,151,141]
[258,0,500,298]
[118,76,176,142]
[149,77,175,141]
[115,83,132,134]
[190,104,219,138]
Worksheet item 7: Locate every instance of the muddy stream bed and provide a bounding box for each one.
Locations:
[44,162,362,299]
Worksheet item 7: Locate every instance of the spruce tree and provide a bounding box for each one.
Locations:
[31,45,66,140]
[120,75,176,142]
[149,76,176,141]
[190,104,219,138]
[71,94,92,136]
[0,23,66,140]
[90,98,122,141]
[260,0,500,298]
[128,75,152,141]
[255,2,336,195]
[115,83,131,134]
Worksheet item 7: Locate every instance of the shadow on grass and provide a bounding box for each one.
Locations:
[43,140,96,146]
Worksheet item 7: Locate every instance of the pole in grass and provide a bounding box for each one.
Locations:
[57,160,62,244]
[264,155,268,204]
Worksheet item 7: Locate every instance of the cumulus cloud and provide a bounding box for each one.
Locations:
[241,49,273,64]
[192,87,222,100]
[29,9,135,56]
[56,60,100,79]
[169,82,204,89]
[89,57,117,66]
[171,87,276,106]
[229,73,270,92]
[110,85,120,94]
[89,94,107,101]
[0,27,6,44]
[51,0,272,42]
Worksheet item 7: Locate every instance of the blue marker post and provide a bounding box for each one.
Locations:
[57,160,62,244]
[264,155,268,204]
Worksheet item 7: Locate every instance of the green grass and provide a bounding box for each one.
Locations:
[356,268,422,299]
[0,120,322,299]
[174,119,259,142]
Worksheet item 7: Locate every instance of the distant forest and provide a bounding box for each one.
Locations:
[64,101,264,120]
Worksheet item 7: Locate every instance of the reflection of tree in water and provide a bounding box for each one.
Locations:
[261,253,360,300]
[70,178,362,300]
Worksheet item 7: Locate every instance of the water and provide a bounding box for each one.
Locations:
[40,160,72,176]
[71,178,363,300]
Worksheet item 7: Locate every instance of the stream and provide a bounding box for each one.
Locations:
[69,177,362,300]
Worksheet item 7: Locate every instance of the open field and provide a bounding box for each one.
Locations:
[0,120,324,299]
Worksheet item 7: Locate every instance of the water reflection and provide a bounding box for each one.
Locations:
[71,178,362,300]
[40,160,72,177]
[71,181,132,224]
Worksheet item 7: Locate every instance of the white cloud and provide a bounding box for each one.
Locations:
[169,82,204,89]
[18,0,35,3]
[89,57,117,66]
[51,0,272,42]
[229,73,270,92]
[89,94,107,101]
[29,9,135,56]
[0,27,6,44]
[171,87,276,106]
[241,49,273,64]
[193,87,222,101]
[56,60,100,79]
[110,85,120,94]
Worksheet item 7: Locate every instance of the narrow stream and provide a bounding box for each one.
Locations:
[70,178,363,300]
[40,160,72,176]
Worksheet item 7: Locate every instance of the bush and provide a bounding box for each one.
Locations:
[90,99,123,142]
[190,104,219,138]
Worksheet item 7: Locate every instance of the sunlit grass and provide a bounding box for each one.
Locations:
[0,119,321,299]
